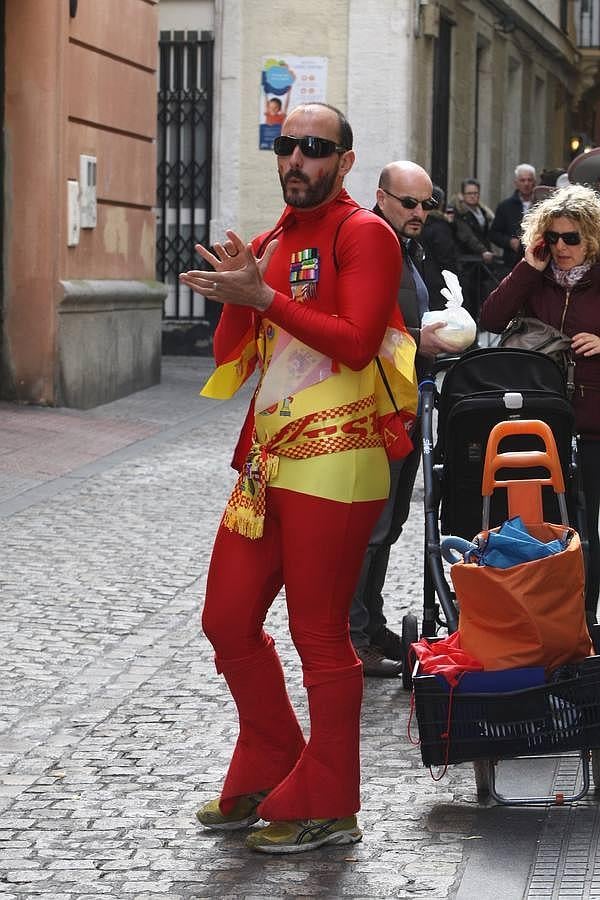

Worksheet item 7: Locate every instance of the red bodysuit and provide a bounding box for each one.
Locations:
[202,189,405,820]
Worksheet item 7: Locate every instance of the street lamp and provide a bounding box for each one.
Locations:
[569,133,594,160]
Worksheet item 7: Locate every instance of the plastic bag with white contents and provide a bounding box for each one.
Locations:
[421,270,477,352]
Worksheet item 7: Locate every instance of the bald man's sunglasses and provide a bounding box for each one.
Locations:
[273,135,347,158]
[380,188,438,210]
[544,230,581,246]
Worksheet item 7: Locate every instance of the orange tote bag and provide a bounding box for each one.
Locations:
[451,523,592,671]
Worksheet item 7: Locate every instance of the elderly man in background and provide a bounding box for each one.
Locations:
[490,163,537,271]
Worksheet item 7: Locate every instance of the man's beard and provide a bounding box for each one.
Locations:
[400,220,424,238]
[280,166,339,208]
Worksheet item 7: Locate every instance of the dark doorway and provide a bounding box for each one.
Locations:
[431,16,452,193]
[156,30,215,352]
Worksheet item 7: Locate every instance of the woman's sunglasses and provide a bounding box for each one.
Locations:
[544,230,582,246]
[273,135,347,159]
[380,188,438,211]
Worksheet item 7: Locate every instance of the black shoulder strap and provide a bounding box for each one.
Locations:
[375,356,400,413]
[332,207,366,271]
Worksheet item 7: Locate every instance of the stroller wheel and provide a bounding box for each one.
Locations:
[473,759,494,800]
[401,614,419,691]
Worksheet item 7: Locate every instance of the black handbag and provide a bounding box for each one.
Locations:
[499,316,575,398]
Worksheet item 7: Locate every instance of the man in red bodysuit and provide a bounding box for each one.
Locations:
[179,103,417,854]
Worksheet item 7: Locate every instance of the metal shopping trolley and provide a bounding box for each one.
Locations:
[407,370,600,804]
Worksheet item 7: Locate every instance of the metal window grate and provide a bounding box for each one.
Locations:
[156,30,215,326]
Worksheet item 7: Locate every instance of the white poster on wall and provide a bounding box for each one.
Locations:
[259,56,328,150]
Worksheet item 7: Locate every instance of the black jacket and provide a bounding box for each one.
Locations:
[490,191,526,269]
[421,211,461,311]
[373,203,431,376]
[453,198,494,255]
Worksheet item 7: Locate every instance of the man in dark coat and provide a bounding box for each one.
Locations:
[350,162,455,677]
[489,163,537,270]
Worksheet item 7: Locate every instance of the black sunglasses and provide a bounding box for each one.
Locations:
[380,188,438,211]
[273,135,347,159]
[544,230,582,246]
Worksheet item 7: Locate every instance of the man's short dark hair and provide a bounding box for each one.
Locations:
[461,178,480,193]
[303,102,353,150]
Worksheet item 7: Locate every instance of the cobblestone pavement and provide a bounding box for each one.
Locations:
[0,357,595,899]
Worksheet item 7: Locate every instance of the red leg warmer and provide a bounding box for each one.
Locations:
[217,635,306,813]
[258,660,363,821]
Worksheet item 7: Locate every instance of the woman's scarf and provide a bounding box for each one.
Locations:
[551,259,591,290]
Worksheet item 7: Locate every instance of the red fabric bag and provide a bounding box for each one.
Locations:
[410,632,484,687]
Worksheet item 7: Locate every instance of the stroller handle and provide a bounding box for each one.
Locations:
[481,420,568,527]
[482,419,565,495]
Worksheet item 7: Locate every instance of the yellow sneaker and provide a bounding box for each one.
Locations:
[245,816,362,854]
[196,791,268,831]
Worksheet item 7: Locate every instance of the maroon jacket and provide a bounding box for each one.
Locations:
[480,259,600,439]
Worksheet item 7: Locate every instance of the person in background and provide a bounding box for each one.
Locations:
[480,183,600,628]
[489,163,537,271]
[180,103,416,852]
[350,161,456,677]
[453,178,495,263]
[453,178,497,319]
[421,185,462,311]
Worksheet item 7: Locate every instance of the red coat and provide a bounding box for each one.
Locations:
[480,259,600,439]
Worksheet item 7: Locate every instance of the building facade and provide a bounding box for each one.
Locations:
[1,0,165,408]
[159,0,578,237]
[573,0,600,151]
[2,1,588,406]
[156,0,582,341]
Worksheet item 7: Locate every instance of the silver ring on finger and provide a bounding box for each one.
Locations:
[212,282,218,291]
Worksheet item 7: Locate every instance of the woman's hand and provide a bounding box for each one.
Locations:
[178,230,278,311]
[524,240,550,272]
[571,332,600,357]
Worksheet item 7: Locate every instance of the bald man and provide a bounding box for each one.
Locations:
[183,107,416,852]
[351,161,455,676]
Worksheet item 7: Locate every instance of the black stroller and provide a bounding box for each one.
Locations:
[403,347,600,804]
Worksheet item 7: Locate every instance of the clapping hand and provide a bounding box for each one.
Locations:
[179,230,278,311]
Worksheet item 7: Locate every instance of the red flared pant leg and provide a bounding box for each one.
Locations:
[203,507,306,814]
[203,485,384,820]
[258,661,363,821]
[257,489,384,821]
[216,636,307,813]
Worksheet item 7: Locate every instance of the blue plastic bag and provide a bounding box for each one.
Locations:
[481,516,565,568]
[441,516,567,569]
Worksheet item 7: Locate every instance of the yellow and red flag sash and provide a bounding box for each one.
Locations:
[200,323,258,400]
[223,394,382,538]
